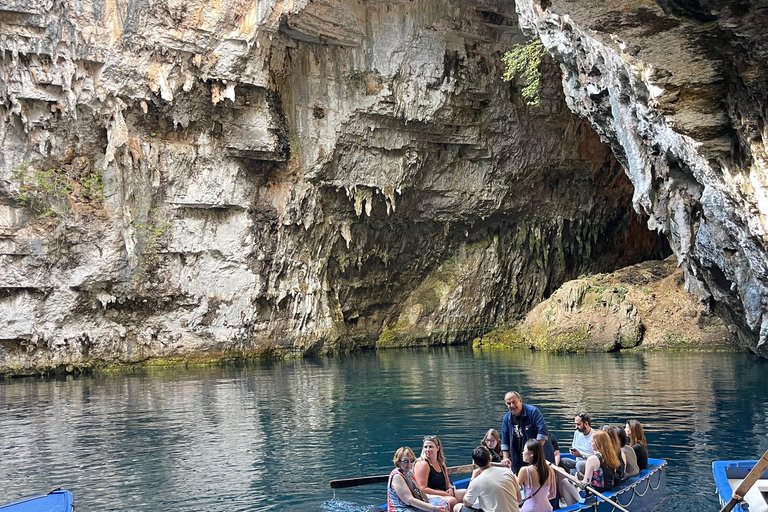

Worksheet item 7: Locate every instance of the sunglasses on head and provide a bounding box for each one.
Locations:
[423,435,437,441]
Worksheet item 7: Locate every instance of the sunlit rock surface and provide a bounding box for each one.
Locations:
[480,256,736,352]
[0,0,670,373]
[516,0,768,357]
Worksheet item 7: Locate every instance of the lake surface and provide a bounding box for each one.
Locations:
[1,347,767,511]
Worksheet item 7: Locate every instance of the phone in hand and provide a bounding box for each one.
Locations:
[569,447,577,454]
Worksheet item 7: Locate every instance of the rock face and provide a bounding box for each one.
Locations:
[0,0,670,373]
[515,0,768,356]
[482,256,735,352]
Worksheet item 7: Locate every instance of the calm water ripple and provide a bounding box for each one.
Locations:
[2,347,768,511]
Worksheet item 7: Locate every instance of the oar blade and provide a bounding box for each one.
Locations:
[330,475,389,489]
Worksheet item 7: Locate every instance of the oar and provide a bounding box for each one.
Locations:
[720,448,768,512]
[548,462,631,512]
[330,464,475,489]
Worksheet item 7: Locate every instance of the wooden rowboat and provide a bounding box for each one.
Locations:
[714,460,768,512]
[368,456,667,512]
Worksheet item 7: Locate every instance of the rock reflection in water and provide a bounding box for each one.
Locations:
[0,347,767,512]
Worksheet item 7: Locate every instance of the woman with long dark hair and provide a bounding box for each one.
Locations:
[518,439,556,512]
[615,427,639,478]
[625,419,649,470]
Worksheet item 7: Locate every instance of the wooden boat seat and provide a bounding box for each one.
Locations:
[728,478,768,512]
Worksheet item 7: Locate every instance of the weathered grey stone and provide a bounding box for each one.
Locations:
[0,0,670,373]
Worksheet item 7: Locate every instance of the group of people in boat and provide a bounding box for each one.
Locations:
[387,391,651,512]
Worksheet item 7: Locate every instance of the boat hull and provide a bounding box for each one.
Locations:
[713,460,768,512]
[371,457,667,512]
[553,457,667,512]
[0,490,73,512]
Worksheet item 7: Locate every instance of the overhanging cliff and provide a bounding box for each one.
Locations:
[515,0,768,356]
[0,0,685,373]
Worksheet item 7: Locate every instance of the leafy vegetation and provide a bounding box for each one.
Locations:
[502,39,545,106]
[11,164,72,217]
[10,162,105,218]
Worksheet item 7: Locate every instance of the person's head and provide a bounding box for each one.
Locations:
[591,430,620,470]
[522,439,549,485]
[504,391,523,417]
[481,429,501,453]
[574,412,591,434]
[393,447,416,473]
[421,435,445,464]
[602,424,621,452]
[472,446,491,468]
[615,426,628,448]
[626,420,647,447]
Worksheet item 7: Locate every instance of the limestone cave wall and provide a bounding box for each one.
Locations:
[0,0,669,373]
[515,0,768,356]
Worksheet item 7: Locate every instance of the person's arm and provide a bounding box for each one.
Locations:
[391,473,447,512]
[570,432,583,458]
[500,415,512,467]
[581,455,600,484]
[517,465,527,487]
[463,480,479,509]
[413,461,451,497]
[547,467,557,500]
[531,407,548,442]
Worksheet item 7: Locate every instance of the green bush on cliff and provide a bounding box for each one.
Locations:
[11,164,72,217]
[502,39,545,106]
[474,328,528,348]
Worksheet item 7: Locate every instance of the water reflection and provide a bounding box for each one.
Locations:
[1,348,767,511]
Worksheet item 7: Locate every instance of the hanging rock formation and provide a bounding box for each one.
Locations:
[515,0,768,357]
[1,0,673,374]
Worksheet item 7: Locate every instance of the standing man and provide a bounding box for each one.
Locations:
[499,391,549,473]
[456,446,520,512]
[560,412,594,474]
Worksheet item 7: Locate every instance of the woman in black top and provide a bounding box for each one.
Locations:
[413,435,466,508]
[625,419,649,470]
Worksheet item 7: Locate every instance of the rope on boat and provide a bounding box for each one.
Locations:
[601,462,666,512]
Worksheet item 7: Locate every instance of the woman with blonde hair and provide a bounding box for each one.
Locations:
[413,435,466,509]
[387,446,449,512]
[560,430,621,505]
[480,429,503,463]
[625,419,648,470]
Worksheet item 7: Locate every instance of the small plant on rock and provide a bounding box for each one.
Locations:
[11,164,72,217]
[502,39,545,106]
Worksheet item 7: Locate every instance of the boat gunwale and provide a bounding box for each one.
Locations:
[712,459,768,512]
[0,490,73,511]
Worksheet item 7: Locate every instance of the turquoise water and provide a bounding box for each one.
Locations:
[1,347,767,511]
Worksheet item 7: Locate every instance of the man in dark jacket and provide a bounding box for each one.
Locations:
[499,391,550,473]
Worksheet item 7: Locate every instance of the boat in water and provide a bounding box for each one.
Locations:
[713,460,768,512]
[369,456,667,512]
[0,489,73,512]
[552,457,667,512]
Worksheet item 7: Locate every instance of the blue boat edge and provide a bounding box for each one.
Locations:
[0,489,73,512]
[712,459,768,512]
